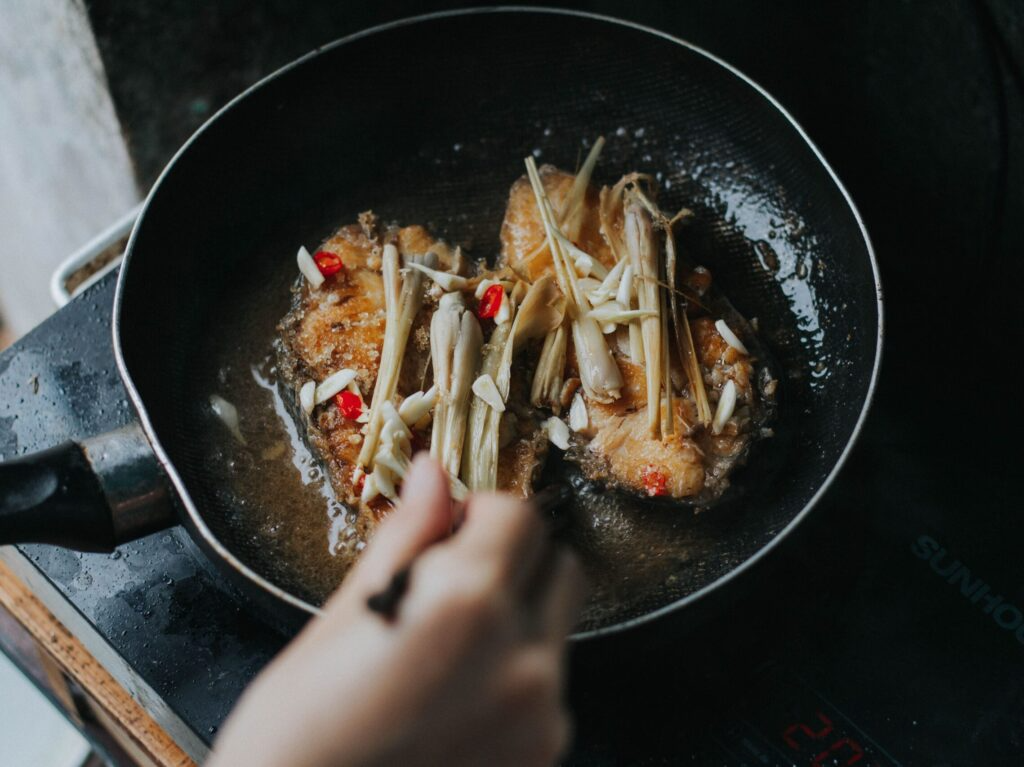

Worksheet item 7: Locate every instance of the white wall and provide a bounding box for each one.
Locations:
[0,652,91,767]
[0,0,138,337]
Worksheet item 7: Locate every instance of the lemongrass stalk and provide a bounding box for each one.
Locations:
[430,293,461,464]
[359,243,401,467]
[495,275,564,399]
[464,276,536,491]
[587,303,657,325]
[443,310,483,476]
[620,264,645,364]
[599,182,626,263]
[598,172,653,264]
[358,247,434,468]
[462,321,512,491]
[627,185,712,427]
[661,210,710,428]
[429,293,482,479]
[624,194,663,437]
[664,205,685,368]
[629,321,645,366]
[660,284,675,437]
[526,159,586,313]
[680,311,712,426]
[561,136,605,242]
[531,322,568,410]
[588,258,627,306]
[526,157,622,403]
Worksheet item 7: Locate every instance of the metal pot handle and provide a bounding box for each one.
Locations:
[0,423,175,551]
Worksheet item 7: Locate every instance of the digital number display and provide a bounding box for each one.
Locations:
[782,709,871,766]
[703,665,902,767]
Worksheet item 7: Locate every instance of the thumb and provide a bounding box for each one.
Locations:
[343,454,453,596]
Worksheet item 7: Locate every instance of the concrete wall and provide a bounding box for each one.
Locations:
[0,0,138,337]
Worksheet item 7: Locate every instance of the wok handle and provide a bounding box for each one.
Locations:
[0,424,175,552]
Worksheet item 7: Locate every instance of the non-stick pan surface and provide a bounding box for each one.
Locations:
[113,8,881,636]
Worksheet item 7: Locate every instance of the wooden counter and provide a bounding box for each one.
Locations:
[0,559,195,767]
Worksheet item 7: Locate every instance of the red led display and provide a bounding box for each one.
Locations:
[782,710,872,766]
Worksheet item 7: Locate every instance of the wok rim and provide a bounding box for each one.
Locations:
[112,5,884,640]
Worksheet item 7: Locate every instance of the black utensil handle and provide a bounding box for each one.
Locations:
[0,440,113,550]
[0,424,175,552]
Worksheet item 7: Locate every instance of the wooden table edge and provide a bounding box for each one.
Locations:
[0,553,199,767]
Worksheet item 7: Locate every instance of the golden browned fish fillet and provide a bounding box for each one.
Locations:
[583,316,761,500]
[276,217,438,523]
[277,214,549,527]
[499,166,769,502]
[501,165,616,281]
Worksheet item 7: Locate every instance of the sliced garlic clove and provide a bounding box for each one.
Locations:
[712,379,738,435]
[494,290,512,325]
[398,385,438,425]
[574,254,595,277]
[405,261,469,291]
[210,395,246,445]
[568,392,589,433]
[472,373,505,412]
[616,265,634,306]
[360,472,380,504]
[296,246,325,289]
[299,381,316,415]
[314,368,358,405]
[542,416,571,450]
[715,319,749,355]
[475,278,498,299]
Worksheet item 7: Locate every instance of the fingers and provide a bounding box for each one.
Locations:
[343,454,452,597]
[453,492,548,591]
[537,548,588,641]
[448,492,587,636]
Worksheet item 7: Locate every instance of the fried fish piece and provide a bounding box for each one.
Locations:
[278,214,549,525]
[276,217,438,523]
[498,166,772,502]
[583,317,761,500]
[501,165,615,281]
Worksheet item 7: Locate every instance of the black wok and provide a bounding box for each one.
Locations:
[0,8,882,638]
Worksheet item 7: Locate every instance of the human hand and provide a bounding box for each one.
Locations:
[208,455,587,767]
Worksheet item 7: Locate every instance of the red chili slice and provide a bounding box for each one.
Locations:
[314,250,344,277]
[640,465,669,497]
[477,284,504,319]
[335,390,363,419]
